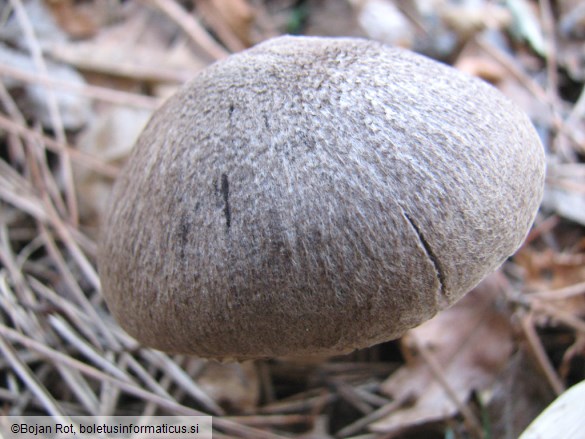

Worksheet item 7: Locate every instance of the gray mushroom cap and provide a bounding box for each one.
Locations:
[98,36,545,360]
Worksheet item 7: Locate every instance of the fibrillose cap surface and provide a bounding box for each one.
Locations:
[99,36,545,360]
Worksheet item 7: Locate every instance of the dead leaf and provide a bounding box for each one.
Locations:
[371,274,514,435]
[206,0,255,48]
[75,106,152,224]
[441,2,511,38]
[541,163,585,227]
[558,2,585,81]
[486,347,556,438]
[349,0,414,48]
[456,54,508,84]
[196,362,260,414]
[301,0,363,38]
[0,0,67,49]
[559,1,585,39]
[0,44,93,130]
[46,7,205,83]
[45,0,99,39]
[514,237,585,323]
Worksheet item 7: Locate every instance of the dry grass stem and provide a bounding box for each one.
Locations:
[0,63,162,110]
[0,114,118,180]
[0,335,65,417]
[530,280,585,300]
[411,335,484,438]
[530,300,585,334]
[334,396,409,438]
[1,2,582,437]
[146,0,229,60]
[9,0,78,225]
[521,313,565,395]
[139,349,224,415]
[0,324,208,416]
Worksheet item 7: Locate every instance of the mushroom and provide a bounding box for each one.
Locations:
[98,36,545,360]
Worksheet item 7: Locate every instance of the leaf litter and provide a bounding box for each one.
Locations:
[0,0,584,437]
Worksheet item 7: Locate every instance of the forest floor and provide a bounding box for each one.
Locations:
[0,0,584,437]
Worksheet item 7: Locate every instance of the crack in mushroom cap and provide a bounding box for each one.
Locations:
[98,36,545,360]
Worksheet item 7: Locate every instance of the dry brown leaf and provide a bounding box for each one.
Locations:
[486,346,556,438]
[371,274,514,435]
[0,44,93,130]
[441,2,511,38]
[558,2,585,81]
[542,163,585,228]
[45,0,99,39]
[543,185,585,228]
[349,0,414,48]
[209,0,255,47]
[456,54,508,84]
[75,106,152,225]
[46,7,205,83]
[0,0,67,48]
[515,242,585,324]
[196,362,260,414]
[301,0,363,38]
